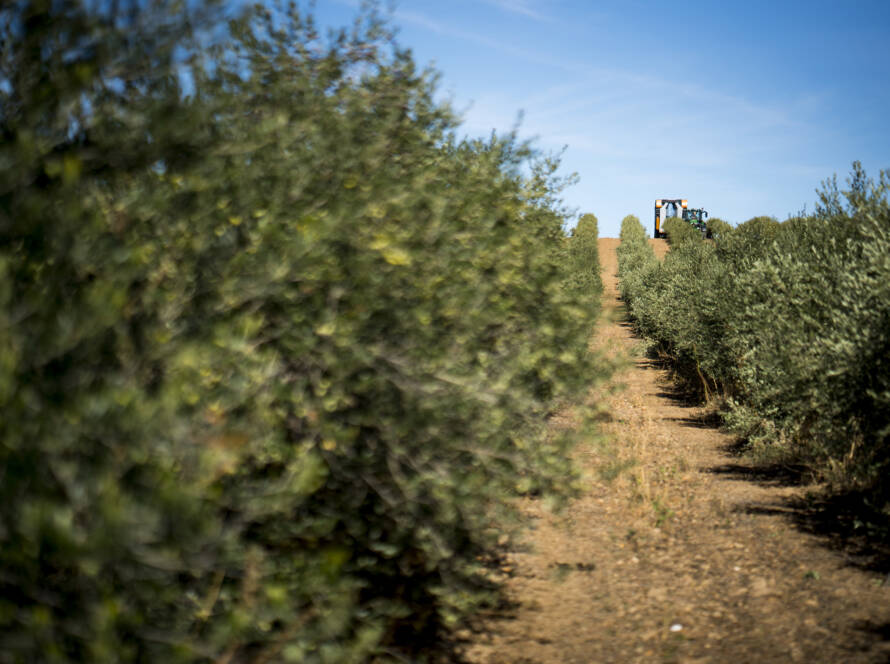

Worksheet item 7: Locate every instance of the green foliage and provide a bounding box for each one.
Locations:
[617,216,723,392]
[616,215,659,336]
[705,217,733,242]
[663,216,702,246]
[617,164,890,521]
[564,213,603,319]
[616,214,655,289]
[0,2,607,661]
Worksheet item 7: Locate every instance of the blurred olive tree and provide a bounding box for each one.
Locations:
[564,213,602,319]
[0,1,607,661]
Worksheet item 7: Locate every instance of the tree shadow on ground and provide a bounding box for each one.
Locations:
[710,461,890,576]
[777,491,890,576]
[834,620,890,664]
[424,559,525,663]
[665,411,723,429]
[650,379,705,408]
[707,460,810,488]
[854,620,890,660]
[448,591,525,663]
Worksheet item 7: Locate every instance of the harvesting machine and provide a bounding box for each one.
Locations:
[654,199,709,238]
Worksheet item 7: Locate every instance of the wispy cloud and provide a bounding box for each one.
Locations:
[458,68,820,177]
[394,10,511,54]
[384,9,810,139]
[393,8,581,73]
[481,0,555,22]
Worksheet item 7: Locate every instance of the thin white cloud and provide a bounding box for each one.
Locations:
[458,69,821,177]
[481,0,555,22]
[393,8,580,72]
[394,9,510,53]
[328,0,815,142]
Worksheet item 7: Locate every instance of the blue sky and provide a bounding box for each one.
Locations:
[315,1,890,236]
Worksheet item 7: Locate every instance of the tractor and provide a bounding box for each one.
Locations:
[685,208,709,235]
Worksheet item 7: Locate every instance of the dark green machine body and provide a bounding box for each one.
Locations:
[683,208,709,235]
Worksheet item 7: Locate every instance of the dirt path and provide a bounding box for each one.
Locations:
[463,238,890,664]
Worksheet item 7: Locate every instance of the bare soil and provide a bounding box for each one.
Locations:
[462,238,890,664]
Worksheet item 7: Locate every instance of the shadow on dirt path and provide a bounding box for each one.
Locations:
[462,238,890,664]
